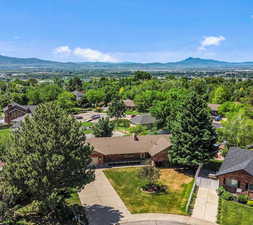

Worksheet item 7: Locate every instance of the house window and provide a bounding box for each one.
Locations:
[225,178,238,188]
[248,184,253,191]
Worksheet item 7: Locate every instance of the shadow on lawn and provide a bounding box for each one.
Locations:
[86,204,124,225]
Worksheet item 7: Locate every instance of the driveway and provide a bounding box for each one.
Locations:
[192,173,219,223]
[79,169,130,225]
[79,169,218,225]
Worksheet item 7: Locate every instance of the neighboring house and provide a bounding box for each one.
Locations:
[216,147,253,199]
[87,134,171,167]
[3,102,36,124]
[130,114,156,126]
[123,99,136,109]
[208,103,221,116]
[72,90,84,101]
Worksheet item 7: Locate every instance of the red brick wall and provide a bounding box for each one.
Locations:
[218,170,253,195]
[104,153,149,163]
[152,150,168,163]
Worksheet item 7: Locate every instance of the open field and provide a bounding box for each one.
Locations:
[104,167,194,215]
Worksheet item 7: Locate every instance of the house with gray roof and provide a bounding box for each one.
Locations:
[130,114,156,127]
[216,147,253,199]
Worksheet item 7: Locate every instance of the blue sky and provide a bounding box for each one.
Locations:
[0,0,253,62]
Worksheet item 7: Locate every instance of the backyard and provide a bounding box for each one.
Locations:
[104,167,194,215]
[0,128,11,144]
[219,199,253,225]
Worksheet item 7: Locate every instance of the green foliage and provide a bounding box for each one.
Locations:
[108,99,126,118]
[170,92,217,167]
[218,112,253,148]
[211,86,229,104]
[113,119,130,128]
[128,125,147,135]
[57,90,76,110]
[66,77,83,91]
[218,102,246,116]
[133,71,152,80]
[217,186,226,196]
[138,166,160,185]
[27,84,63,104]
[92,117,114,137]
[238,195,249,204]
[86,89,105,106]
[1,103,94,214]
[221,191,235,201]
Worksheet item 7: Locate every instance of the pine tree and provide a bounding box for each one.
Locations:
[170,92,217,167]
[108,99,126,119]
[92,117,114,137]
[2,103,94,213]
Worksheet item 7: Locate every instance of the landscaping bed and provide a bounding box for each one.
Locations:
[104,167,194,215]
[218,199,253,225]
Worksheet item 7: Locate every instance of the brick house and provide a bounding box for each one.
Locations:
[3,102,36,124]
[216,147,253,199]
[86,134,171,167]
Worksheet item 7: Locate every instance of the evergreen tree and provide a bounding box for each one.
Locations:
[92,117,114,137]
[170,92,217,167]
[1,103,94,214]
[108,99,126,119]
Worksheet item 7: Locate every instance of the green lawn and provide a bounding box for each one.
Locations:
[0,128,11,144]
[219,199,253,225]
[104,167,194,215]
[81,121,93,127]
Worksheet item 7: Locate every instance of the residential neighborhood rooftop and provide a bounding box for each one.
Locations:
[130,114,156,125]
[217,147,253,176]
[87,134,171,156]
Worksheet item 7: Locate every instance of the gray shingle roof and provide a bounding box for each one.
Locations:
[216,147,253,176]
[130,114,156,125]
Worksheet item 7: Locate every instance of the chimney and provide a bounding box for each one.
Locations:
[133,133,139,141]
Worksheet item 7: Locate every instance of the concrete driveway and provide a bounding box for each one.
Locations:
[79,169,218,225]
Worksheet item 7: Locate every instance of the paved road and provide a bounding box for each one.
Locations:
[192,177,219,223]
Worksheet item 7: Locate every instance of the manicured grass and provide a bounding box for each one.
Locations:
[0,128,11,144]
[81,121,93,127]
[219,199,253,225]
[125,110,139,115]
[104,167,194,215]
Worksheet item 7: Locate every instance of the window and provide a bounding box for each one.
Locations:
[225,178,238,188]
[248,184,253,191]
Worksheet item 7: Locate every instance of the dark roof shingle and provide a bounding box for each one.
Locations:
[217,147,253,176]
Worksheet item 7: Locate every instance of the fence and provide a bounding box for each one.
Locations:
[185,163,203,213]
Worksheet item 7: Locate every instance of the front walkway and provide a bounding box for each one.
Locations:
[79,169,218,225]
[79,169,130,225]
[192,177,219,223]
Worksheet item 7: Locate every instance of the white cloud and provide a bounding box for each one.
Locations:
[73,47,118,62]
[54,46,72,55]
[199,36,225,50]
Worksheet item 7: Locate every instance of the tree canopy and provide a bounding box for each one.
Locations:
[170,92,217,167]
[1,103,94,215]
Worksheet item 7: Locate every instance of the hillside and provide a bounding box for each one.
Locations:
[0,55,253,71]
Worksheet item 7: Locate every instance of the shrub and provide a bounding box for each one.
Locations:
[221,191,234,201]
[238,194,249,204]
[247,200,253,207]
[217,186,226,196]
[113,119,130,128]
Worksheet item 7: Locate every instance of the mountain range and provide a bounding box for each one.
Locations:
[1,55,253,71]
